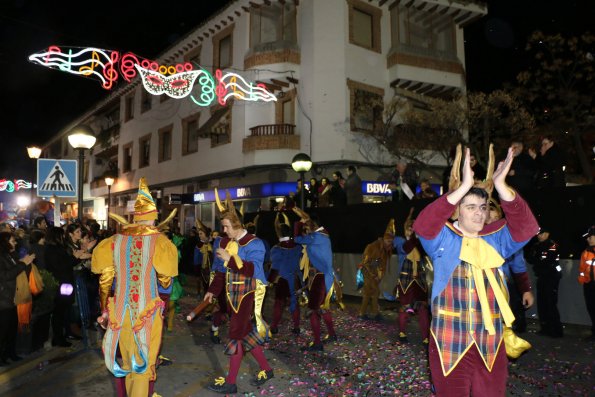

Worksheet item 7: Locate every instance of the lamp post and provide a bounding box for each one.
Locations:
[291,153,312,210]
[104,176,115,230]
[26,146,42,227]
[68,127,96,223]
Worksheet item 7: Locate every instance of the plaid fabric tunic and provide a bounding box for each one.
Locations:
[398,257,428,294]
[226,269,256,313]
[431,261,504,376]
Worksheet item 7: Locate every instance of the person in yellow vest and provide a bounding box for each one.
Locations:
[92,178,178,397]
[358,219,395,321]
[413,147,539,396]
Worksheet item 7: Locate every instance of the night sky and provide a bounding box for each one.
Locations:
[0,0,592,184]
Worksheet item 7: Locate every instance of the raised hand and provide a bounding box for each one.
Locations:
[493,147,515,201]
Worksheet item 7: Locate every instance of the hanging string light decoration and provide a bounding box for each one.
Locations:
[0,180,34,193]
[28,45,277,106]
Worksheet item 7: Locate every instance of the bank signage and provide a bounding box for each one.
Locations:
[362,181,392,196]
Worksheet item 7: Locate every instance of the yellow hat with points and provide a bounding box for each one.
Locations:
[133,177,158,221]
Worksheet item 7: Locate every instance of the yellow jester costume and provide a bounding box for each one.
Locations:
[92,178,178,397]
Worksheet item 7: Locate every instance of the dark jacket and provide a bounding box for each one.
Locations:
[0,252,27,310]
[45,244,77,286]
[507,152,537,193]
[527,238,561,278]
[345,173,363,205]
[535,144,565,188]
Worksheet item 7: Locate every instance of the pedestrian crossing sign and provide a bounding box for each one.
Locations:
[37,159,78,197]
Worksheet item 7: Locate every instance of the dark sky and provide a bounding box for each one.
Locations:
[0,0,592,183]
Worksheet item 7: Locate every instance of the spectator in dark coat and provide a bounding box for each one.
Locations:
[345,165,363,205]
[506,140,536,194]
[530,135,566,188]
[0,231,35,365]
[389,161,418,203]
[28,229,46,270]
[330,171,347,207]
[45,227,78,347]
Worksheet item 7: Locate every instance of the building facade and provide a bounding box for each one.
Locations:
[40,0,486,231]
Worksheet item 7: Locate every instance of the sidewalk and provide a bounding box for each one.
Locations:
[1,277,593,396]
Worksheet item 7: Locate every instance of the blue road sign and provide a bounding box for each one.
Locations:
[37,159,78,197]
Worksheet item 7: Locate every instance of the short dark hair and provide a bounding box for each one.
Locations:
[461,187,488,203]
[33,216,47,227]
[348,165,356,173]
[333,171,343,179]
[45,226,65,246]
[0,231,13,253]
[29,229,46,245]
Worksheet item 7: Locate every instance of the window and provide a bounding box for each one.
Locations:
[158,125,172,162]
[347,79,384,133]
[211,109,231,147]
[250,3,297,51]
[125,94,135,121]
[275,89,296,125]
[141,89,152,113]
[213,26,234,70]
[185,47,202,68]
[392,5,455,57]
[122,142,133,173]
[182,114,200,155]
[139,134,151,168]
[348,0,381,53]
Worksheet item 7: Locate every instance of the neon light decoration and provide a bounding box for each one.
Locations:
[29,46,277,106]
[215,69,277,105]
[0,180,33,193]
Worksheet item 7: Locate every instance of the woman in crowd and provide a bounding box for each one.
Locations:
[318,177,332,208]
[45,227,79,347]
[308,178,319,208]
[29,229,46,270]
[0,231,35,364]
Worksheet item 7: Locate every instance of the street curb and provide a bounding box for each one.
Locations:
[0,347,75,387]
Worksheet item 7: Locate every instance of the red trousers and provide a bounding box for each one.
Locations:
[429,337,508,397]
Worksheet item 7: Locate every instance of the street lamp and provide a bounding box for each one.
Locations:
[68,126,96,223]
[291,153,312,210]
[27,146,42,227]
[104,176,115,230]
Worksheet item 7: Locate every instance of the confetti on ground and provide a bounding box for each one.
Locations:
[178,277,594,397]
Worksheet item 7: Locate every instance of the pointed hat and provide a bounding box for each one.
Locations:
[133,177,158,221]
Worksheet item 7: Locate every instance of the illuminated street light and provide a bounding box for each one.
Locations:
[68,126,96,222]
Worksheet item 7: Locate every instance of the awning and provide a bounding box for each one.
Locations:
[197,107,229,137]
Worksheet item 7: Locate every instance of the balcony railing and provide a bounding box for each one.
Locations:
[243,124,299,152]
[249,124,295,136]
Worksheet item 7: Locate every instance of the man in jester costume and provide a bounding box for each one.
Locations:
[92,178,178,397]
[293,207,341,352]
[393,210,430,344]
[413,147,538,396]
[358,219,395,321]
[268,212,304,335]
[205,189,273,395]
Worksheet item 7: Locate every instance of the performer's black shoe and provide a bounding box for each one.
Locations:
[210,329,221,344]
[301,342,323,351]
[8,354,22,362]
[291,327,301,335]
[270,327,279,335]
[322,334,337,344]
[373,314,384,322]
[249,369,274,386]
[358,314,370,320]
[207,377,237,394]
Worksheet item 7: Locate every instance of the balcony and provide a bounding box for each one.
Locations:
[243,124,300,152]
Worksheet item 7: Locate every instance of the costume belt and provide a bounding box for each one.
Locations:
[459,237,514,335]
